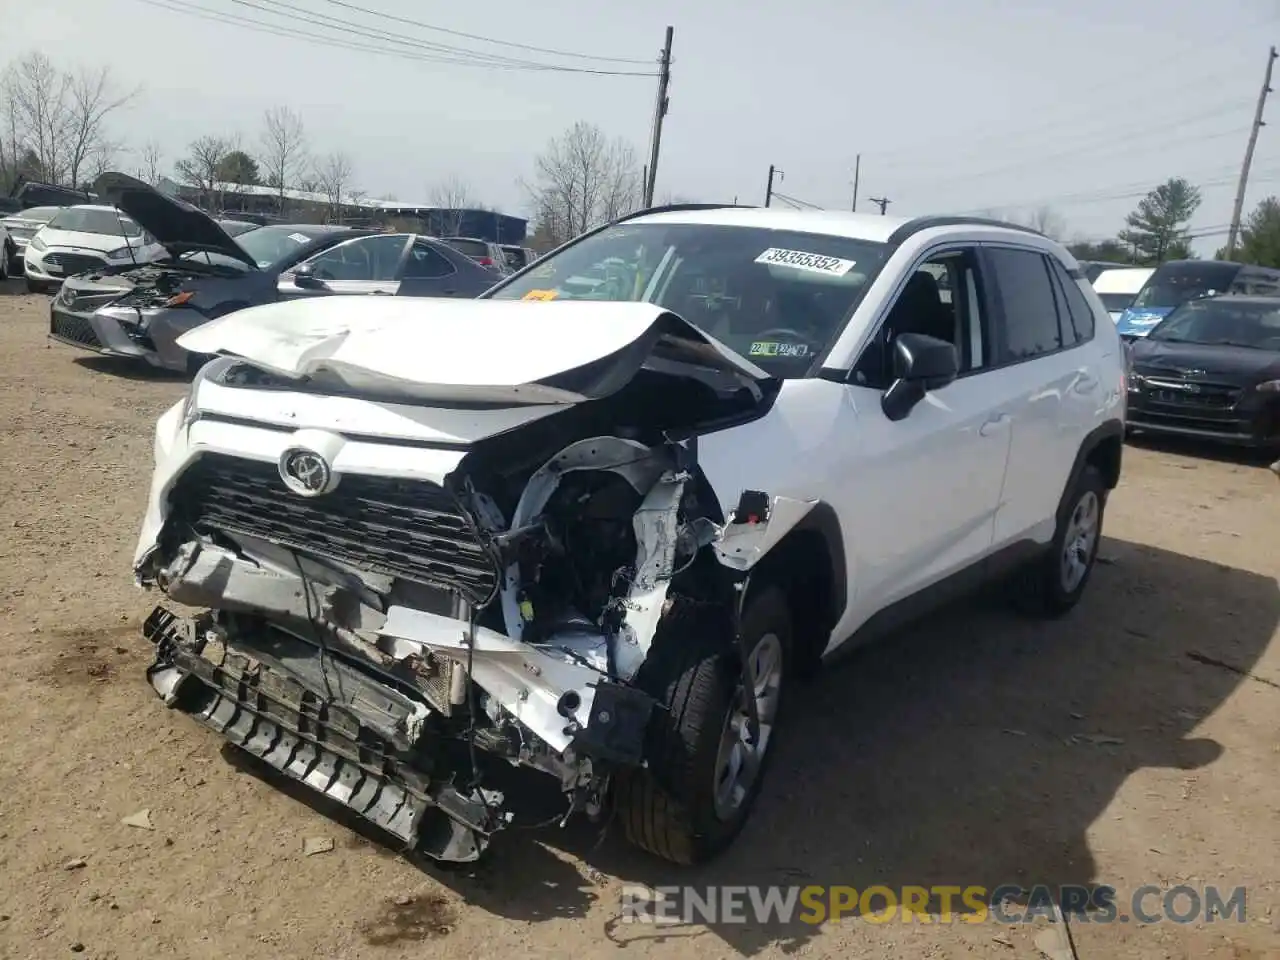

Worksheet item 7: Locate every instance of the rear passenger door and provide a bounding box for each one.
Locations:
[397,239,461,298]
[984,246,1103,548]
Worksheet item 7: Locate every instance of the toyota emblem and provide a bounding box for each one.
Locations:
[279,448,334,497]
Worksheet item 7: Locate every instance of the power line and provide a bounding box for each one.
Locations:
[769,190,822,209]
[316,0,653,64]
[865,13,1278,165]
[232,0,645,71]
[889,96,1254,185]
[138,0,657,75]
[907,123,1252,195]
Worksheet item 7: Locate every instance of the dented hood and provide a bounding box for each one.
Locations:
[176,295,775,404]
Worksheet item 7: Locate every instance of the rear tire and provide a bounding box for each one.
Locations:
[0,243,10,281]
[616,587,793,864]
[1014,464,1107,618]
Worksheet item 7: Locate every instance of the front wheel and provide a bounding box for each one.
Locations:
[616,587,793,865]
[26,277,49,294]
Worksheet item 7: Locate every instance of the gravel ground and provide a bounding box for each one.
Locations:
[1,280,1277,960]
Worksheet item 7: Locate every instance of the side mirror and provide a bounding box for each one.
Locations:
[292,262,324,289]
[881,332,959,422]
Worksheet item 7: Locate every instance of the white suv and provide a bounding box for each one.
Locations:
[133,205,1125,867]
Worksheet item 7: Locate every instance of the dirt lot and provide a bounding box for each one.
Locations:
[0,281,1277,960]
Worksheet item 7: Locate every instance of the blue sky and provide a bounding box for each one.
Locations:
[5,0,1277,251]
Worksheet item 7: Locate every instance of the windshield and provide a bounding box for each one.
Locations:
[16,206,60,223]
[181,225,329,270]
[1131,262,1241,310]
[47,207,141,237]
[487,221,890,376]
[1148,299,1280,350]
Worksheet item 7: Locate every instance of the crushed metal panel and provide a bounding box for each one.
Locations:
[712,495,819,571]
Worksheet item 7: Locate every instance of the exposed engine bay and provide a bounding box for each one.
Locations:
[137,399,798,862]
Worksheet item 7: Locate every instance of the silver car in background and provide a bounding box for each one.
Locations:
[1,205,62,274]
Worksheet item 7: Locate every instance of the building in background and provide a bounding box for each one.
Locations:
[156,177,527,245]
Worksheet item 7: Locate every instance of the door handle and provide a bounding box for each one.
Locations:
[979,413,1010,437]
[370,290,391,295]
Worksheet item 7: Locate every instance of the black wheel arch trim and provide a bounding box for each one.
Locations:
[1059,419,1123,522]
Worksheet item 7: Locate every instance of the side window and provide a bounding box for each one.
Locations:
[985,247,1062,362]
[301,235,408,282]
[403,241,456,280]
[851,247,991,390]
[1047,259,1095,346]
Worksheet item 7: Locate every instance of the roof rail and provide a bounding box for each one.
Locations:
[614,202,758,224]
[887,215,1048,247]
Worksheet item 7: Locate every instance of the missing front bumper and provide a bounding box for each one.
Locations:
[142,606,506,862]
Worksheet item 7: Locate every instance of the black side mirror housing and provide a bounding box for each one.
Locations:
[292,262,324,289]
[881,332,960,422]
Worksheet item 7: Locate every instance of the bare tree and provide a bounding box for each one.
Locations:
[174,135,234,207]
[137,140,163,185]
[3,53,72,183]
[1002,205,1067,240]
[65,65,136,188]
[313,151,353,222]
[523,121,642,246]
[260,105,307,215]
[429,174,475,235]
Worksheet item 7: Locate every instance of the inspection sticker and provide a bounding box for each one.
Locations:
[749,341,810,358]
[287,232,310,244]
[754,247,856,276]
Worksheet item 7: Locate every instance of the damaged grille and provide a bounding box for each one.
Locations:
[168,454,498,598]
[49,309,103,348]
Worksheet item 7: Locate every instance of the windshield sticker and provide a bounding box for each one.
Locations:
[522,289,559,301]
[287,232,310,244]
[749,340,810,359]
[755,247,856,276]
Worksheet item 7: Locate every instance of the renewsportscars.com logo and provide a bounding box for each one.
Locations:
[619,884,1249,926]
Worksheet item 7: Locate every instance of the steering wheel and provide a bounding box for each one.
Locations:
[754,327,811,342]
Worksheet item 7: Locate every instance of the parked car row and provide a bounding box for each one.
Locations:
[45,173,504,372]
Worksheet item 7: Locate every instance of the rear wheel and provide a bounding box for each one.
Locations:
[616,587,792,864]
[1014,464,1107,617]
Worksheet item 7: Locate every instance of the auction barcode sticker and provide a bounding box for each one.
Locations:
[754,247,857,276]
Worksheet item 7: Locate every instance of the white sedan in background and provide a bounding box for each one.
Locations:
[24,205,166,293]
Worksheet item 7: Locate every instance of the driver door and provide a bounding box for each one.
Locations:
[278,234,412,299]
[838,247,1015,619]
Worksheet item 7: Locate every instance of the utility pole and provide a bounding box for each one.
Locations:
[868,196,891,215]
[765,165,783,207]
[1227,45,1277,258]
[851,154,861,212]
[643,26,674,208]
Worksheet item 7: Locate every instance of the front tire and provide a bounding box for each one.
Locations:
[1014,464,1107,617]
[26,277,48,294]
[616,587,793,864]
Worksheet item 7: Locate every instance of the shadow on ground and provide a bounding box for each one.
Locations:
[73,355,188,382]
[221,536,1279,955]
[1126,431,1279,468]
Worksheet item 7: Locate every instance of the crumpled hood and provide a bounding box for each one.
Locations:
[176,296,775,405]
[92,171,257,270]
[1116,305,1173,337]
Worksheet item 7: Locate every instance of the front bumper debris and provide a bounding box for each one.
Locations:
[143,606,506,862]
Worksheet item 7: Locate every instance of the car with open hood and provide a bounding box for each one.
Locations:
[48,172,498,373]
[1126,294,1280,449]
[132,205,1124,867]
[23,203,166,292]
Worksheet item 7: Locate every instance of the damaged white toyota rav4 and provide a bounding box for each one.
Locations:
[134,205,1126,865]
